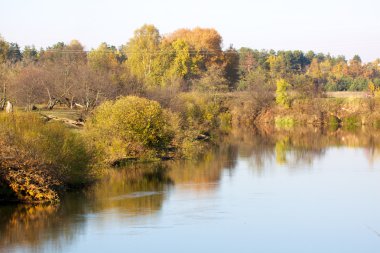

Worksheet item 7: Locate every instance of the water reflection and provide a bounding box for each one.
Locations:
[84,163,173,215]
[0,204,83,253]
[0,164,173,252]
[2,127,380,252]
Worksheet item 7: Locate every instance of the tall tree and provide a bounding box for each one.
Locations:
[224,45,240,89]
[164,27,224,71]
[0,36,9,64]
[88,43,119,73]
[124,24,162,86]
[7,43,22,63]
[22,46,38,62]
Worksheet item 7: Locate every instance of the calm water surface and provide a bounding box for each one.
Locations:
[1,129,380,253]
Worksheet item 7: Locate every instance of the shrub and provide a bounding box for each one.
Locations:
[85,96,175,162]
[0,112,94,186]
[172,92,223,132]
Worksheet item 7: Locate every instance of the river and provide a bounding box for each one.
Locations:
[1,128,380,252]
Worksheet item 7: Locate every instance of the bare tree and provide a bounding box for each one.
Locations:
[10,65,45,110]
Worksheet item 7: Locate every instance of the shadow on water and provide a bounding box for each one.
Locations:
[2,126,380,251]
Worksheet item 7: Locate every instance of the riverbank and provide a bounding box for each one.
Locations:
[0,113,96,203]
[2,94,380,203]
[0,139,60,203]
[254,97,380,128]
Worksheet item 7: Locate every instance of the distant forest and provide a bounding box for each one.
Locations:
[1,24,379,110]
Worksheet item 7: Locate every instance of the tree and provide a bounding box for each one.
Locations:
[10,65,45,110]
[238,48,258,75]
[308,58,322,79]
[352,55,362,64]
[74,64,105,110]
[224,45,240,90]
[238,68,267,91]
[368,80,376,96]
[307,58,326,96]
[331,61,347,79]
[166,39,193,79]
[65,40,87,63]
[275,79,291,108]
[7,43,22,63]
[192,65,229,92]
[124,24,162,86]
[267,54,286,78]
[88,43,119,73]
[346,55,363,78]
[40,40,86,64]
[0,36,9,64]
[22,46,39,62]
[39,40,87,109]
[164,27,224,71]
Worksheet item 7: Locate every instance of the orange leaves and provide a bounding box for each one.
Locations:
[164,27,224,70]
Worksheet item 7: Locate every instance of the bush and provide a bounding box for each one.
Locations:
[172,92,223,132]
[230,96,264,127]
[86,96,175,162]
[0,112,93,186]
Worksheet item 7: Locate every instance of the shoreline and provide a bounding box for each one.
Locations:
[2,95,380,203]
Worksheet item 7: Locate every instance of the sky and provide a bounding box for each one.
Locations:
[1,0,380,62]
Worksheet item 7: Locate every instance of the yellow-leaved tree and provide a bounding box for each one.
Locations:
[275,79,291,108]
[124,24,164,87]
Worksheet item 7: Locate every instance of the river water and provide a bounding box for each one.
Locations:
[1,128,380,252]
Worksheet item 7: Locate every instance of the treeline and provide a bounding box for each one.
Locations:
[1,24,380,110]
[238,48,380,94]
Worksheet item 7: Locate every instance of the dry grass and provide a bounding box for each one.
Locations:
[326,91,367,98]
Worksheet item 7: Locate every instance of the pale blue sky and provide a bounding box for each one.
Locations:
[1,0,379,61]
